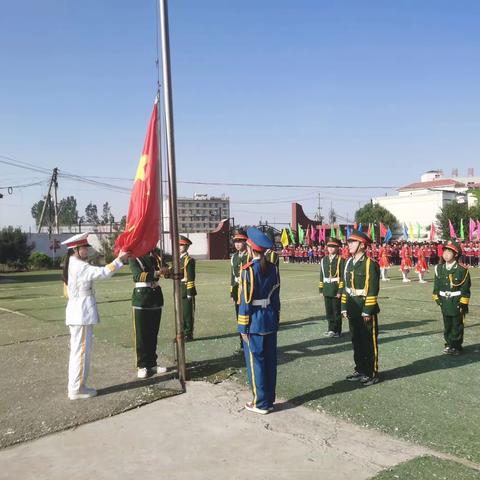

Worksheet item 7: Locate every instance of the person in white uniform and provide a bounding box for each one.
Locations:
[62,232,129,400]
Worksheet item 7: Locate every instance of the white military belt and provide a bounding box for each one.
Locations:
[252,298,270,308]
[135,282,158,288]
[346,287,366,297]
[76,289,93,297]
[439,291,461,297]
[323,277,339,283]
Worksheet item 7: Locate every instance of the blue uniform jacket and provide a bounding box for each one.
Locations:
[237,259,280,334]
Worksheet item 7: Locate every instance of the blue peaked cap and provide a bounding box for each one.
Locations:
[246,227,273,250]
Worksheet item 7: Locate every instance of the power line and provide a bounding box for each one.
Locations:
[0,155,51,175]
[0,180,46,190]
[176,180,397,189]
[1,154,398,194]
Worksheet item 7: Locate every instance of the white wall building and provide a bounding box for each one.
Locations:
[372,169,479,240]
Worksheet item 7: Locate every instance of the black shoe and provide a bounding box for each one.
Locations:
[346,371,364,381]
[448,348,461,356]
[185,334,193,342]
[361,376,380,386]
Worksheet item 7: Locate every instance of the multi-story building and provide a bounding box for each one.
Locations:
[164,193,230,233]
[372,169,479,239]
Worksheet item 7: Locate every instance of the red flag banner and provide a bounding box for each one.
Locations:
[379,222,387,239]
[115,103,160,257]
[430,222,436,241]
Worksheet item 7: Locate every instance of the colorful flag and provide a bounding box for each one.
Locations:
[459,218,465,240]
[319,225,326,242]
[379,222,387,239]
[403,223,409,240]
[477,220,480,241]
[338,226,344,241]
[469,218,475,241]
[310,225,317,242]
[306,225,312,246]
[298,224,304,244]
[358,223,362,232]
[280,229,289,247]
[288,226,296,244]
[370,223,376,242]
[115,103,160,257]
[448,219,457,239]
[367,223,372,238]
[346,224,351,239]
[429,222,436,241]
[408,223,414,240]
[384,227,392,243]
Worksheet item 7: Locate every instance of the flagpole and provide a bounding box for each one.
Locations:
[156,93,165,254]
[159,0,187,386]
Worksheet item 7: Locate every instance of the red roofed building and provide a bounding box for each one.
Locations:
[372,170,478,240]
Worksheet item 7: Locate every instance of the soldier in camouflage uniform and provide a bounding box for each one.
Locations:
[319,237,345,337]
[432,239,471,355]
[130,249,169,378]
[341,229,380,386]
[179,236,196,341]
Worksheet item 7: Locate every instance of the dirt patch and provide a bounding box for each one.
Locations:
[0,336,182,448]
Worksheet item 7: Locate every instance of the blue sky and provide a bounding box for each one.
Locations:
[1,0,479,229]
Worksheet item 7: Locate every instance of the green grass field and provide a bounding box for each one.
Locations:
[1,260,479,473]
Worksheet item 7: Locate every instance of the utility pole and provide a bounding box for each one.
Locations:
[38,168,59,234]
[52,168,59,234]
[316,193,322,222]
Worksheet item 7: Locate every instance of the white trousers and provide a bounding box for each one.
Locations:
[68,325,93,394]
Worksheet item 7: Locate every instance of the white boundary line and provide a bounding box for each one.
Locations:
[0,307,29,317]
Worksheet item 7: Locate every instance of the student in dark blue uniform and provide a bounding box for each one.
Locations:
[238,227,280,414]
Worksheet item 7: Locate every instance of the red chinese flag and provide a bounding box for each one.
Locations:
[115,103,159,257]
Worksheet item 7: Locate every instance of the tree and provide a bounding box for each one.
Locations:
[0,227,33,264]
[31,195,78,227]
[101,202,114,225]
[435,201,479,239]
[31,198,54,226]
[436,201,467,239]
[469,188,480,204]
[58,196,78,226]
[84,202,100,225]
[355,202,399,230]
[119,215,127,231]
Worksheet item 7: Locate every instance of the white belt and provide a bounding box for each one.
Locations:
[323,277,339,283]
[135,282,158,288]
[439,291,461,297]
[76,290,93,297]
[252,298,270,308]
[346,287,366,297]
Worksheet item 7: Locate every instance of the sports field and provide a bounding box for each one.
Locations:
[1,261,479,478]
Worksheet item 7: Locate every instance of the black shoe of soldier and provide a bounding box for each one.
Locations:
[361,376,380,386]
[346,371,364,381]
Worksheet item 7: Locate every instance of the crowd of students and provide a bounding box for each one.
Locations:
[281,241,480,268]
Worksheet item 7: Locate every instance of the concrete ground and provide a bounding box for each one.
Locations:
[0,380,435,480]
